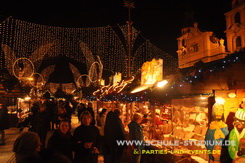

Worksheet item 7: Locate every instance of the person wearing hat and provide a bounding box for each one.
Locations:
[205,103,229,163]
[13,131,41,162]
[228,108,245,160]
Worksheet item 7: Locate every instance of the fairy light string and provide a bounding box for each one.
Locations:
[0,17,177,83]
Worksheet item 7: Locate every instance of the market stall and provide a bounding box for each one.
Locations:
[171,96,210,161]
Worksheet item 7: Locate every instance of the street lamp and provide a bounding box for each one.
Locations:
[131,84,153,94]
[156,80,168,88]
[130,80,168,94]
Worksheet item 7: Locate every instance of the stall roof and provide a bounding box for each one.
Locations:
[0,69,26,98]
[179,51,244,78]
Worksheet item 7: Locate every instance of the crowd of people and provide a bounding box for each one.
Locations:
[9,99,145,163]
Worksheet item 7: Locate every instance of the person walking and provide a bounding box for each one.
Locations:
[64,99,72,120]
[56,107,70,125]
[76,103,86,122]
[29,102,40,131]
[76,102,95,126]
[87,102,96,126]
[0,102,9,145]
[104,109,126,163]
[44,98,56,130]
[98,108,107,136]
[33,104,50,150]
[47,119,73,161]
[72,111,100,163]
[128,113,144,163]
[97,108,107,154]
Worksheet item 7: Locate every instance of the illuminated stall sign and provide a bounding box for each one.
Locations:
[141,58,163,85]
[113,72,122,86]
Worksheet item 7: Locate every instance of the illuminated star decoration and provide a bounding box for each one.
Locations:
[124,0,135,8]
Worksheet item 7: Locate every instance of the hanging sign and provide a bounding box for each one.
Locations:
[141,58,163,85]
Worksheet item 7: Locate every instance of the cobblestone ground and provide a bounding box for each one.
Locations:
[0,127,20,162]
[0,115,104,163]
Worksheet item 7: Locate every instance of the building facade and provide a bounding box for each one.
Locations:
[177,0,245,69]
[225,0,245,53]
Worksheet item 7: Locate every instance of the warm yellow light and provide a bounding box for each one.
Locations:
[74,96,78,100]
[156,80,168,88]
[131,84,153,94]
[228,93,236,98]
[215,97,225,105]
[18,98,24,101]
[24,96,31,101]
[156,109,161,114]
[27,77,34,81]
[200,96,207,100]
[100,79,105,86]
[141,58,163,85]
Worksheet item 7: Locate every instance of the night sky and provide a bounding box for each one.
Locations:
[0,0,231,57]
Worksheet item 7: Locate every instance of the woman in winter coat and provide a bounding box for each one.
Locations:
[104,109,126,163]
[47,119,73,161]
[72,111,100,163]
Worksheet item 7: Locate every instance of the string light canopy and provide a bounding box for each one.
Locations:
[0,17,177,78]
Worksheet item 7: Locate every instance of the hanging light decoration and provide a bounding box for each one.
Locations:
[0,17,176,80]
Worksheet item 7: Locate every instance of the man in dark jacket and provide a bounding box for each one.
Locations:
[128,113,144,163]
[0,102,9,145]
[29,102,40,131]
[44,99,56,130]
[104,109,126,163]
